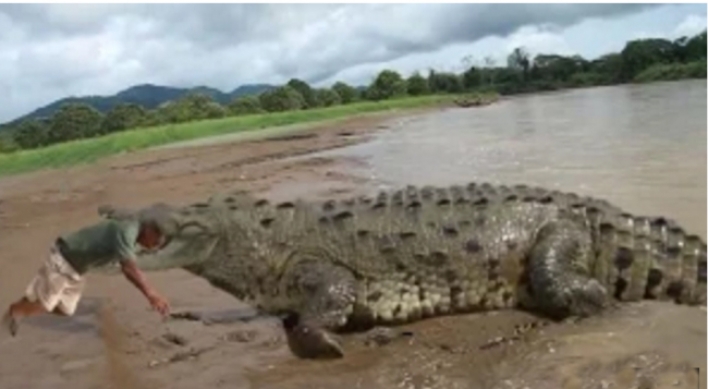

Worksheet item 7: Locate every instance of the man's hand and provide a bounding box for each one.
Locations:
[147,293,170,317]
[120,259,170,318]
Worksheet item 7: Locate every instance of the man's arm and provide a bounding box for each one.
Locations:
[120,259,170,316]
[113,222,170,317]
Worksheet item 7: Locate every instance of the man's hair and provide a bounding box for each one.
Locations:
[137,203,180,233]
[100,202,178,249]
[139,219,161,232]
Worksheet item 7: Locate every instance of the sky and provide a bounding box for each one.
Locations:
[0,3,706,123]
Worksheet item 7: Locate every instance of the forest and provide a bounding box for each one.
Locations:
[2,30,705,152]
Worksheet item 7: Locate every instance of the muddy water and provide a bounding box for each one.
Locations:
[296,79,707,238]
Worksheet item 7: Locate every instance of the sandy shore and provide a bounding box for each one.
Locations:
[0,107,704,389]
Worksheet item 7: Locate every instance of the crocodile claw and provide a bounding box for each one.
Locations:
[282,314,344,359]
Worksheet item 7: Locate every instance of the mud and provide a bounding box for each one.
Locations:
[0,107,704,389]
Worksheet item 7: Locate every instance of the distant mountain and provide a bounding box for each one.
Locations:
[3,83,277,127]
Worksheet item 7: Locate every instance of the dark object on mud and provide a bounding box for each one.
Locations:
[452,94,497,108]
[169,310,261,326]
[148,346,216,368]
[362,327,414,347]
[103,181,708,360]
[224,329,258,343]
[478,320,550,350]
[263,133,318,142]
[162,332,189,346]
[169,311,203,322]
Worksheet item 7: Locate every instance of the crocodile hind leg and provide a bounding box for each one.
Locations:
[279,261,357,359]
[527,219,611,320]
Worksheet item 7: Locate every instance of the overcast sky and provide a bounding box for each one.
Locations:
[1,3,706,123]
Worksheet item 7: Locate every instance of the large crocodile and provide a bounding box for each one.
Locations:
[100,182,707,359]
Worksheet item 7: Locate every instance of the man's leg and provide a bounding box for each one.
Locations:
[3,296,75,336]
[3,247,84,336]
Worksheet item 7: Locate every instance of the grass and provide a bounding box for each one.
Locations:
[0,94,463,177]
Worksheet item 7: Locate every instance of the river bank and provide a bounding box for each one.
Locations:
[0,94,467,177]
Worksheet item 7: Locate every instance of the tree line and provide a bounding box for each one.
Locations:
[2,30,705,152]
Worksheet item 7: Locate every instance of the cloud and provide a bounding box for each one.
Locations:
[0,3,699,122]
[674,14,708,37]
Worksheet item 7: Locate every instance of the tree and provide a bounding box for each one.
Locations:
[483,56,497,85]
[228,96,265,116]
[428,70,463,93]
[286,79,318,108]
[100,103,147,134]
[315,88,342,107]
[462,66,483,90]
[531,54,583,83]
[620,38,676,81]
[591,53,623,84]
[406,72,429,96]
[182,93,227,120]
[259,86,306,112]
[201,102,227,119]
[367,70,407,100]
[138,110,164,128]
[685,30,707,61]
[48,103,104,143]
[158,93,226,123]
[492,67,524,92]
[332,81,358,104]
[0,136,18,153]
[12,119,50,149]
[672,36,690,62]
[507,47,530,81]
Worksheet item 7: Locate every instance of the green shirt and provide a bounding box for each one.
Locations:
[57,218,141,275]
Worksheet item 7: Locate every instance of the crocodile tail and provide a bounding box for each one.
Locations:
[580,198,705,306]
[600,213,706,305]
[641,217,705,305]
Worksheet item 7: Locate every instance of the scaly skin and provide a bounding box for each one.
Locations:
[100,182,707,359]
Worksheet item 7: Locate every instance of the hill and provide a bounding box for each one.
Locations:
[4,83,277,126]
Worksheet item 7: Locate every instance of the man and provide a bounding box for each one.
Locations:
[2,209,172,336]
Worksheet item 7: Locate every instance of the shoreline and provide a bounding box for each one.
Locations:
[0,95,465,178]
[0,106,434,200]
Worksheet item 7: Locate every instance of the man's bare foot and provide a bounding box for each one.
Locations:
[2,311,18,337]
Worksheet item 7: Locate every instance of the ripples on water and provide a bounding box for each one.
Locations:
[295,80,707,237]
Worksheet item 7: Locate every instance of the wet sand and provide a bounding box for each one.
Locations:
[0,106,705,389]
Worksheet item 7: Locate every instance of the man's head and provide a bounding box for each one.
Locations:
[100,201,220,267]
[133,203,181,252]
[137,220,167,251]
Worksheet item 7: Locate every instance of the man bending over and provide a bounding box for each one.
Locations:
[3,211,172,336]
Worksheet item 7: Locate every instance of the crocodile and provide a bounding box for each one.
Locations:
[99,182,707,359]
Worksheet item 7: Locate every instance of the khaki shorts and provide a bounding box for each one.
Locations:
[24,245,86,316]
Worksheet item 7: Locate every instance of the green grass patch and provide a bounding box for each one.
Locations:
[0,94,460,177]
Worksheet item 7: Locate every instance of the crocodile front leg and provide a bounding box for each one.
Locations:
[279,260,357,359]
[528,219,610,320]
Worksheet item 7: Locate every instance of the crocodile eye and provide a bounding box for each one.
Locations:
[182,226,205,235]
[179,221,212,237]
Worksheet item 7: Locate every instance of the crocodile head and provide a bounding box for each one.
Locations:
[99,193,300,307]
[98,201,225,271]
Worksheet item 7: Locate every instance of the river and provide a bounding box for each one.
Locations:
[300,79,707,238]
